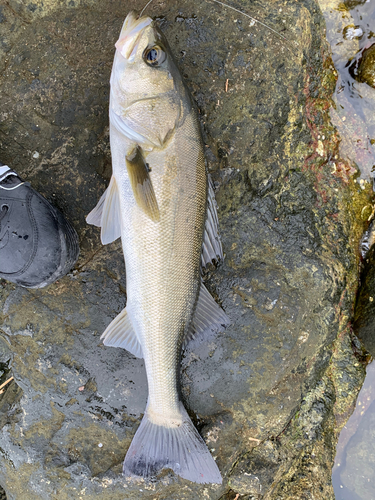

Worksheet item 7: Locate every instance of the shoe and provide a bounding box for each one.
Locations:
[0,163,79,288]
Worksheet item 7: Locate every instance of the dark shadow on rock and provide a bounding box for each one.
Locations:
[354,243,375,357]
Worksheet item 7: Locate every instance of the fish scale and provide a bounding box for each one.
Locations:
[121,112,206,422]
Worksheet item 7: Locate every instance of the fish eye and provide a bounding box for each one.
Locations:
[143,46,166,66]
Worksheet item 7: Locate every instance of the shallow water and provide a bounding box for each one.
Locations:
[332,361,375,499]
[318,1,375,498]
[320,0,375,182]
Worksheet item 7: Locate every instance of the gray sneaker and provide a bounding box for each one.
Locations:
[0,163,79,288]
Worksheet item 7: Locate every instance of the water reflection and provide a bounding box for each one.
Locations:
[332,361,375,499]
[317,1,375,498]
[320,0,375,181]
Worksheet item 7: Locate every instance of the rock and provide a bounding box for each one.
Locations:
[356,43,375,88]
[320,0,375,179]
[343,0,368,9]
[0,0,371,498]
[354,243,375,356]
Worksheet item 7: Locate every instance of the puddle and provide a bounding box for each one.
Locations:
[332,360,375,499]
[319,0,375,183]
[317,1,375,498]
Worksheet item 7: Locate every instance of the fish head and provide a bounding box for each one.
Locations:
[110,12,190,148]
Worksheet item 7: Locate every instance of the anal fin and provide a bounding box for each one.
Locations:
[101,308,143,359]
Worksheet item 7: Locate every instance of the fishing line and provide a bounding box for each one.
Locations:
[140,0,155,17]
[139,0,294,50]
[208,0,288,43]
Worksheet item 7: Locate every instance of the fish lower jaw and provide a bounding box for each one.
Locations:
[146,406,183,428]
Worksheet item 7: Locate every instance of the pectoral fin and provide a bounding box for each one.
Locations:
[126,145,160,222]
[101,308,143,359]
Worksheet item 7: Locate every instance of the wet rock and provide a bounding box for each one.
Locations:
[356,43,375,88]
[343,0,368,9]
[0,0,371,499]
[354,244,375,356]
[321,0,375,179]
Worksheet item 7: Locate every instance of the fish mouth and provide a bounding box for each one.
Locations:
[115,11,153,61]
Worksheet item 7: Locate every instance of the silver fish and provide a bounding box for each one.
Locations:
[87,11,228,484]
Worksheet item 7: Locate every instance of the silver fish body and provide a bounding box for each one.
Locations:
[87,11,228,484]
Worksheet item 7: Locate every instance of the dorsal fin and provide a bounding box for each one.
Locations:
[201,175,223,268]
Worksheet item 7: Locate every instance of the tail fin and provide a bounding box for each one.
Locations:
[123,402,222,484]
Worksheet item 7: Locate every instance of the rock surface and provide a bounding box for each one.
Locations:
[354,241,375,357]
[357,43,375,89]
[0,0,371,498]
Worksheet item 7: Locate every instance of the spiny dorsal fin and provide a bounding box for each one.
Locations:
[101,308,143,359]
[126,145,160,222]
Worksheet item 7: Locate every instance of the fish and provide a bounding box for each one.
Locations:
[86,10,229,484]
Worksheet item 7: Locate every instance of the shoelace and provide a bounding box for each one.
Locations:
[0,165,25,190]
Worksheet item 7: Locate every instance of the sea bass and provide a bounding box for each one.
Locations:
[87,11,228,484]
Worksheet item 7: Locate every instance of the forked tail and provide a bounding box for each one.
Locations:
[123,401,222,484]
